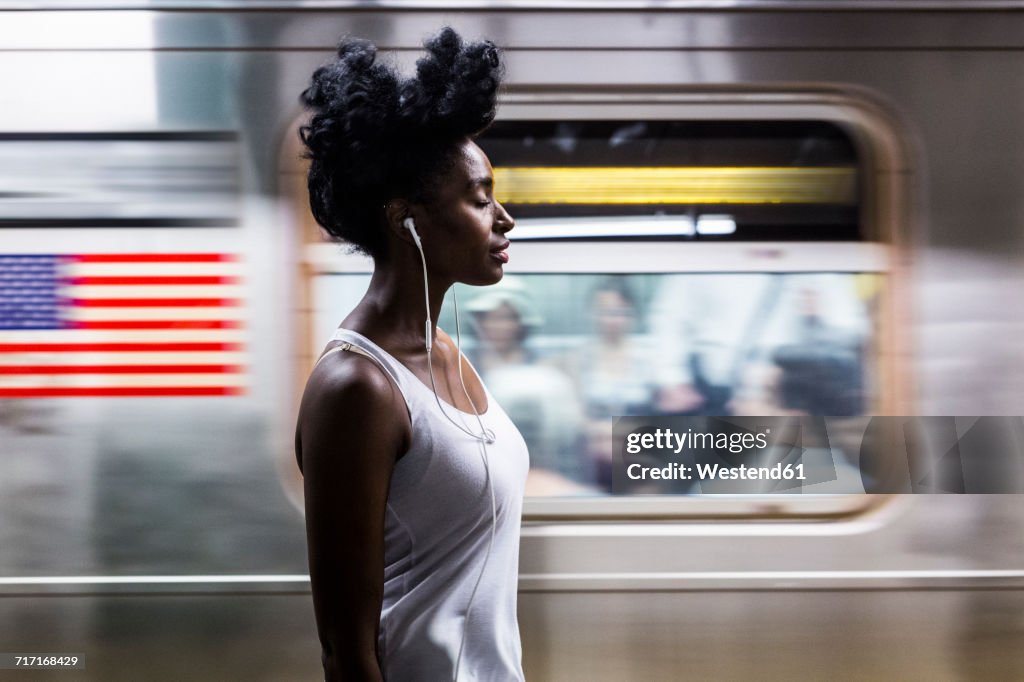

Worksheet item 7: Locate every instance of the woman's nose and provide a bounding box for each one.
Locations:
[495,201,515,233]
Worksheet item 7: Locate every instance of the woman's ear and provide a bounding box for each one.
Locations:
[383,200,416,246]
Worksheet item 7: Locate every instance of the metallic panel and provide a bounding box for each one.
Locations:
[7,1,1024,10]
[2,10,1024,50]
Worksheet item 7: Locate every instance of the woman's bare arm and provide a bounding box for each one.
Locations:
[296,355,411,681]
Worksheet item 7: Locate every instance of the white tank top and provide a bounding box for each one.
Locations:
[316,327,529,682]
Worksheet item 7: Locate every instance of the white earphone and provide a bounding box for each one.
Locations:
[403,216,421,246]
[403,215,497,682]
[402,216,495,442]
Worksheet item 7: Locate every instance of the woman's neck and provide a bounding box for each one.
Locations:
[342,252,451,356]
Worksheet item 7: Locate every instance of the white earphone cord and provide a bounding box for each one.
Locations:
[408,222,497,682]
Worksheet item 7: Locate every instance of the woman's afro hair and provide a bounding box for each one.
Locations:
[298,27,503,258]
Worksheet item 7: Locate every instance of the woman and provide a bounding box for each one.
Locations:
[560,276,659,491]
[464,278,541,377]
[294,29,526,681]
[464,279,590,493]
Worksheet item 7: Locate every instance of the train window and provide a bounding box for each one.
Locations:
[484,120,861,242]
[290,94,907,519]
[313,270,882,497]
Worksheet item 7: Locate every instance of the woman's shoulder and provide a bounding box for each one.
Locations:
[304,345,403,415]
[297,346,411,465]
[296,347,412,476]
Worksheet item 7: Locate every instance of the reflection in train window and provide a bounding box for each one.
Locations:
[306,119,886,498]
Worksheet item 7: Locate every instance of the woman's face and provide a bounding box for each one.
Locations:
[416,139,515,286]
[478,301,524,353]
[593,289,634,343]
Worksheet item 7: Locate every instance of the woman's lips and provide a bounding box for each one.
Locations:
[490,241,510,263]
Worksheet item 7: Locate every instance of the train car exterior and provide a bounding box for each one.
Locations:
[0,2,1022,680]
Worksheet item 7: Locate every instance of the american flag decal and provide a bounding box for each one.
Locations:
[0,253,245,397]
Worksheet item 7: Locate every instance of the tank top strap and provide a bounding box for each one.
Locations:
[313,328,413,420]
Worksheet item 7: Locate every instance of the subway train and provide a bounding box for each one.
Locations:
[1,2,1023,680]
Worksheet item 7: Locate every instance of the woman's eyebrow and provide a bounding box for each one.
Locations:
[468,176,494,190]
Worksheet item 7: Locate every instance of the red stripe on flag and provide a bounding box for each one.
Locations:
[71,320,242,330]
[71,254,238,263]
[0,364,243,375]
[0,342,243,352]
[64,275,241,285]
[0,386,245,397]
[69,298,241,307]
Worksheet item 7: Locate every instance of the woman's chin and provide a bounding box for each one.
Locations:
[487,267,506,285]
[463,267,505,287]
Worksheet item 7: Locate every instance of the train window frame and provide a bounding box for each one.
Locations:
[280,87,914,522]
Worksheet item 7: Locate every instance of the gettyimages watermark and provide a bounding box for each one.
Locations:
[611,416,1024,494]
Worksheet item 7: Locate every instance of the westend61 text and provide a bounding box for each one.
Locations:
[627,462,807,481]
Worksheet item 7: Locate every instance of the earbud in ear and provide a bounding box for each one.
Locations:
[403,216,423,249]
